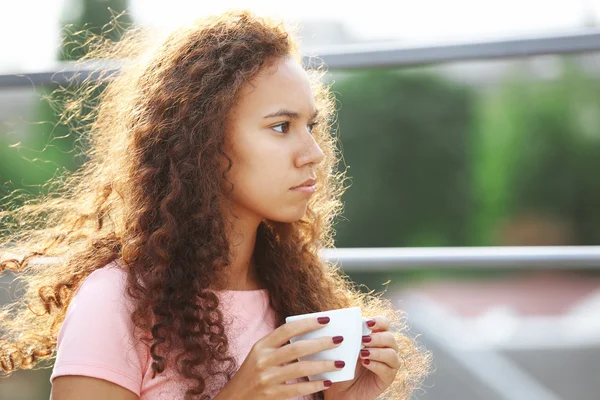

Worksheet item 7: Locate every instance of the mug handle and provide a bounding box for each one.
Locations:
[361,317,372,348]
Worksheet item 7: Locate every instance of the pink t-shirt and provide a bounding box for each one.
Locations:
[50,261,311,399]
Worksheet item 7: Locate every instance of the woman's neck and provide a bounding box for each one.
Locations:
[221,210,263,291]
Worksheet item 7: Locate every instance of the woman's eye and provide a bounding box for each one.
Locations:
[272,122,290,134]
[272,121,318,134]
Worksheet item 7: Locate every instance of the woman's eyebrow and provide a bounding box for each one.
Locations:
[263,108,319,120]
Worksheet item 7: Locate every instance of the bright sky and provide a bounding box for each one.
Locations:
[1,0,599,73]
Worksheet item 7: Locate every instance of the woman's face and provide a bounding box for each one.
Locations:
[223,56,324,224]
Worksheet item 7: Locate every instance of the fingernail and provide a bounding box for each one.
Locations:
[324,380,332,388]
[334,360,345,368]
[364,359,371,365]
[318,316,330,324]
[366,319,376,327]
[360,349,370,357]
[362,335,372,343]
[332,336,344,344]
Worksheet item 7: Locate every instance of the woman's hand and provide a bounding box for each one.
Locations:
[324,316,401,400]
[215,316,345,400]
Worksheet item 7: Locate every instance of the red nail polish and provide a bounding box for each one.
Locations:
[324,380,332,388]
[366,319,376,328]
[332,336,344,344]
[364,359,371,365]
[360,349,370,357]
[362,335,372,343]
[334,360,345,368]
[318,316,330,324]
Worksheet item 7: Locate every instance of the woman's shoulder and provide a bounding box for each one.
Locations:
[68,259,132,314]
[53,259,148,396]
[76,259,128,292]
[57,258,143,353]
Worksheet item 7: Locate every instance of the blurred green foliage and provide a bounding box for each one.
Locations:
[471,60,600,245]
[0,0,130,206]
[330,58,600,250]
[331,69,473,248]
[333,58,600,288]
[59,0,132,61]
[0,90,80,202]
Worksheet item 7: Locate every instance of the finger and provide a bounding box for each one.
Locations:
[264,316,331,348]
[276,359,346,383]
[271,335,344,366]
[359,348,401,370]
[361,331,399,352]
[359,358,397,386]
[364,315,390,332]
[280,378,333,398]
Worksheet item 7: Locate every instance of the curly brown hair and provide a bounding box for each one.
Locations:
[0,9,430,399]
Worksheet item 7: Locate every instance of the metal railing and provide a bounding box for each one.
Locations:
[13,246,600,271]
[2,29,600,88]
[323,246,600,272]
[304,29,600,69]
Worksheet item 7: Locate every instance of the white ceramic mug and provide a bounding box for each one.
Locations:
[285,306,372,383]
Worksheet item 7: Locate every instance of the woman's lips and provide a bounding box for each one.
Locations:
[290,184,316,194]
[291,178,317,190]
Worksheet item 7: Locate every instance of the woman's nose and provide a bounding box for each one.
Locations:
[296,135,325,168]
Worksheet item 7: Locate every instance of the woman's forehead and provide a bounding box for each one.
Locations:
[235,57,315,116]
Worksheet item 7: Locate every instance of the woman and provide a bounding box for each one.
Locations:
[0,9,430,400]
